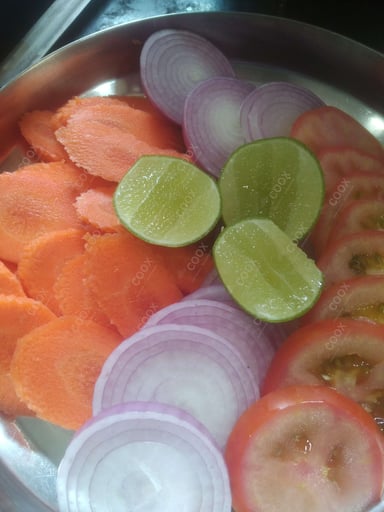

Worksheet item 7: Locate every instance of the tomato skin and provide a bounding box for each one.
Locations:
[290,106,384,160]
[317,230,384,288]
[302,275,384,325]
[318,146,384,194]
[309,171,384,257]
[326,199,384,246]
[225,385,384,512]
[261,319,384,427]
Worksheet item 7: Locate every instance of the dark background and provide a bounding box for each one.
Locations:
[1,0,383,66]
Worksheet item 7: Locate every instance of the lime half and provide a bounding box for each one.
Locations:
[213,218,323,322]
[114,156,221,247]
[219,137,324,240]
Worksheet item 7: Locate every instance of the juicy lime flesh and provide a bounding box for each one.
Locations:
[219,137,324,240]
[213,218,323,322]
[114,155,221,247]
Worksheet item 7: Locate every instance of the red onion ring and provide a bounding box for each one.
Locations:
[57,402,232,512]
[140,29,235,124]
[240,81,325,141]
[183,76,255,176]
[144,298,275,381]
[93,324,259,449]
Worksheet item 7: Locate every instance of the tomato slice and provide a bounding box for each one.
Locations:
[225,385,383,512]
[290,106,384,160]
[317,146,384,194]
[327,199,384,246]
[303,275,384,325]
[317,231,384,287]
[262,318,384,433]
[310,171,384,257]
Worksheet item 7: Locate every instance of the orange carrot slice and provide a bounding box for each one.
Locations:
[157,241,215,295]
[53,94,181,131]
[0,294,56,417]
[17,228,86,314]
[84,231,183,336]
[52,96,132,129]
[0,260,25,296]
[74,185,120,232]
[54,253,113,327]
[58,101,185,151]
[18,110,69,162]
[0,162,86,262]
[56,118,188,182]
[10,315,121,430]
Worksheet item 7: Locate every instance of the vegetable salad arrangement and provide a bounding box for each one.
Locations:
[1,28,384,512]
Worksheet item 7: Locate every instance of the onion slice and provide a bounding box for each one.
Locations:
[93,324,259,449]
[140,29,235,124]
[183,76,255,176]
[240,81,325,141]
[57,402,232,512]
[144,298,275,381]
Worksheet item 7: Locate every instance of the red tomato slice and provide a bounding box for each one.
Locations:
[303,275,384,325]
[317,231,384,287]
[290,106,384,160]
[327,199,384,246]
[310,171,384,257]
[318,146,384,193]
[262,318,384,434]
[225,385,383,512]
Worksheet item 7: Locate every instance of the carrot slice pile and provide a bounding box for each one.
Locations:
[0,92,217,428]
[18,110,69,162]
[54,253,113,328]
[0,162,86,262]
[58,102,185,150]
[0,260,25,296]
[84,231,183,336]
[17,228,86,314]
[0,294,56,417]
[10,315,121,430]
[74,185,120,231]
[56,118,189,182]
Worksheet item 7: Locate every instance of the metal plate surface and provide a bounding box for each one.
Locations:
[1,11,384,511]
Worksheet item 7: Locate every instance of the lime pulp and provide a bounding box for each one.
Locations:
[114,155,221,247]
[218,137,324,241]
[213,218,323,322]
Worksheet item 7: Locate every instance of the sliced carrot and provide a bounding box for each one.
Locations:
[56,118,189,182]
[18,110,69,162]
[74,185,120,232]
[54,253,114,328]
[84,231,183,336]
[57,101,185,151]
[0,260,25,296]
[0,162,87,262]
[17,228,86,314]
[0,373,33,418]
[53,94,181,132]
[10,315,121,430]
[157,241,215,295]
[0,294,56,417]
[52,96,132,129]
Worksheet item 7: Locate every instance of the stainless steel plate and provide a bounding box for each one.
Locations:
[1,11,384,511]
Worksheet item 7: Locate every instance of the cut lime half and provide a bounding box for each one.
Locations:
[213,218,323,322]
[219,137,324,240]
[114,155,221,247]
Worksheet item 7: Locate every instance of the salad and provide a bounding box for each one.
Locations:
[1,27,384,512]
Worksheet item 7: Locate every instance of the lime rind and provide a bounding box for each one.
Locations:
[213,218,324,322]
[114,155,221,247]
[218,137,325,241]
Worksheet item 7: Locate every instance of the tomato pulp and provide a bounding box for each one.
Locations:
[225,385,383,512]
